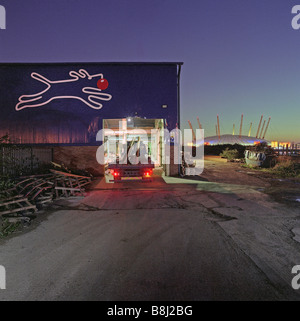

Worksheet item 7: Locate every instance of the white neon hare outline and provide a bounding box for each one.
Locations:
[16,69,112,111]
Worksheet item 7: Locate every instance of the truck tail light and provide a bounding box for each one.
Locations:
[143,169,153,177]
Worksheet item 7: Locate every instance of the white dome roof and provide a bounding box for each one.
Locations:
[203,134,270,146]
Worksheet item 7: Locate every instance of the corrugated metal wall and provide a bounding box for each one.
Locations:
[0,63,179,145]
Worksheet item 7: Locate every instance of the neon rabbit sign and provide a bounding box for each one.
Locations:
[16,69,112,111]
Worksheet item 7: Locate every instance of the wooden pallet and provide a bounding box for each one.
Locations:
[15,174,55,205]
[0,169,92,217]
[0,195,37,216]
[50,169,92,198]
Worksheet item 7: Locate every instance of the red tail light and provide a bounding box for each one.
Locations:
[143,169,153,177]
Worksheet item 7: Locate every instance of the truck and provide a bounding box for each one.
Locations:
[107,137,154,182]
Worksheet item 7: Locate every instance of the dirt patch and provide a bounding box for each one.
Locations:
[0,200,74,245]
[201,157,300,208]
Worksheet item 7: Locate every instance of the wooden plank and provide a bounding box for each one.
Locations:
[50,169,91,179]
[37,198,53,204]
[19,179,44,194]
[77,181,91,188]
[0,198,30,207]
[15,178,34,187]
[55,180,59,199]
[54,187,82,192]
[69,177,75,196]
[31,186,53,200]
[24,181,51,198]
[0,205,37,215]
[18,174,54,179]
[0,195,24,202]
[62,179,68,197]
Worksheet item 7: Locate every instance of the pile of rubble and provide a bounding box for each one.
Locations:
[0,169,92,226]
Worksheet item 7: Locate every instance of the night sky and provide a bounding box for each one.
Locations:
[0,0,300,142]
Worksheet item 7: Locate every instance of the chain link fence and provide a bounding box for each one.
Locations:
[0,146,53,177]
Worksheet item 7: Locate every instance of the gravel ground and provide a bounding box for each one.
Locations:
[0,157,300,301]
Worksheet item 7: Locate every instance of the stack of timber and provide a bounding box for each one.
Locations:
[0,169,92,220]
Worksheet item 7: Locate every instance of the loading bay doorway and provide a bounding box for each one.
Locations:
[102,118,165,176]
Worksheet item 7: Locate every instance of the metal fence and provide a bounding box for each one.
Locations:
[273,144,300,157]
[0,146,53,177]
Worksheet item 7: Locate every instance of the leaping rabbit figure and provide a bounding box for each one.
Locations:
[16,69,112,111]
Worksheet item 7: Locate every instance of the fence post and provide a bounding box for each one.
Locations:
[0,146,3,176]
[31,146,33,174]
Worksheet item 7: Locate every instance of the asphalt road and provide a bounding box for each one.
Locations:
[0,158,300,301]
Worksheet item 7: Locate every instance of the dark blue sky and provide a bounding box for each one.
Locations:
[0,0,300,141]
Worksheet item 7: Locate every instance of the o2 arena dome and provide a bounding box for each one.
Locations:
[191,115,272,146]
[204,134,270,146]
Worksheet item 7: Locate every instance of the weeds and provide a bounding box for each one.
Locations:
[271,161,300,178]
[0,177,15,193]
[241,160,300,178]
[220,148,240,161]
[0,218,21,238]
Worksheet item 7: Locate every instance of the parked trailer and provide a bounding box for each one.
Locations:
[107,136,155,182]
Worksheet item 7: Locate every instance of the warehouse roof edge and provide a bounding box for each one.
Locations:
[0,62,184,66]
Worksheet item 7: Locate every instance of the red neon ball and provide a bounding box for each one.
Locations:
[97,78,109,90]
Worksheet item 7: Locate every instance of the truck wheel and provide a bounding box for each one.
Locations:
[180,164,186,177]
